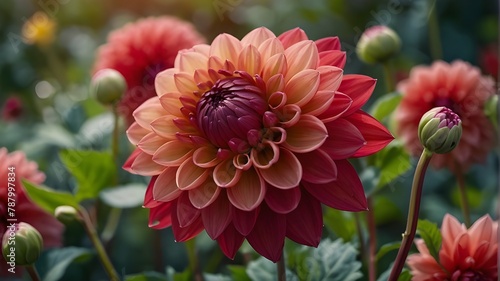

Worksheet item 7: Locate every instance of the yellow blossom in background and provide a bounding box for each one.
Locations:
[22,11,57,47]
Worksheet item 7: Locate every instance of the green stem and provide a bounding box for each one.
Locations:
[101,208,122,244]
[354,212,366,267]
[277,251,286,281]
[367,198,377,281]
[185,239,203,281]
[79,208,120,281]
[455,169,471,227]
[26,265,41,281]
[111,104,120,185]
[382,62,395,93]
[388,149,433,281]
[428,0,442,60]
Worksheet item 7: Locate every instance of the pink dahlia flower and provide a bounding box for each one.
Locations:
[93,16,206,125]
[0,148,63,275]
[395,60,495,171]
[407,214,498,281]
[124,27,393,261]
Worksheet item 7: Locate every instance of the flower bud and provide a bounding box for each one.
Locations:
[418,107,462,154]
[91,69,126,105]
[55,205,79,224]
[2,222,43,266]
[356,25,401,64]
[484,94,498,129]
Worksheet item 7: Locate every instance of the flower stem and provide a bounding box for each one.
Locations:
[185,239,204,281]
[26,265,41,281]
[78,208,120,281]
[389,149,433,281]
[428,0,442,60]
[382,62,395,93]
[455,168,471,227]
[367,198,377,281]
[277,251,286,281]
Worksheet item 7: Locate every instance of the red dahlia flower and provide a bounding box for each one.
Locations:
[407,214,498,281]
[93,16,206,124]
[0,148,63,275]
[395,60,496,172]
[124,27,393,261]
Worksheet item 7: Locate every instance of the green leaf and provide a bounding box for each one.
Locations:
[417,219,442,262]
[247,258,299,281]
[375,241,401,261]
[204,274,233,281]
[374,140,412,190]
[397,270,412,281]
[125,272,169,281]
[373,196,404,224]
[228,265,252,281]
[323,208,357,242]
[59,149,116,202]
[100,184,147,208]
[22,180,79,214]
[42,247,93,281]
[370,92,402,123]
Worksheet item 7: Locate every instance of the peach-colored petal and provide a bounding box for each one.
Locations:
[130,151,165,176]
[318,92,352,123]
[259,148,302,189]
[155,68,178,96]
[265,74,285,98]
[126,121,151,145]
[176,158,210,190]
[277,104,301,128]
[283,115,328,153]
[210,33,242,65]
[152,140,194,166]
[468,215,495,250]
[241,27,276,47]
[238,44,262,75]
[284,69,320,107]
[133,97,167,129]
[188,179,221,209]
[251,141,280,169]
[257,38,285,63]
[284,40,319,80]
[158,92,184,117]
[149,115,182,139]
[174,72,198,97]
[192,146,222,168]
[138,132,167,155]
[227,167,266,211]
[176,51,208,74]
[213,158,243,187]
[440,214,467,255]
[317,65,343,92]
[301,90,336,116]
[153,167,181,201]
[278,27,308,49]
[261,53,288,82]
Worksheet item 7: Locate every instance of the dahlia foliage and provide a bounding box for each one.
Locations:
[124,27,393,261]
[0,148,63,275]
[93,16,206,124]
[395,60,495,171]
[407,214,498,281]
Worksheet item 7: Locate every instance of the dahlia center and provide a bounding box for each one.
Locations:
[196,77,268,149]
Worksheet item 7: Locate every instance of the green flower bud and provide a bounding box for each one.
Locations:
[2,222,43,266]
[356,25,401,64]
[418,107,462,154]
[91,69,127,105]
[55,205,79,224]
[484,94,498,130]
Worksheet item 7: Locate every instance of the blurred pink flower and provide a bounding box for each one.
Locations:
[1,96,23,121]
[93,16,206,124]
[407,214,498,281]
[0,148,63,275]
[124,27,393,261]
[395,60,495,171]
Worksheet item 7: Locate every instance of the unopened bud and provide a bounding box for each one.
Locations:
[484,94,498,129]
[55,205,79,224]
[356,25,401,64]
[418,107,462,154]
[91,69,126,105]
[2,222,43,266]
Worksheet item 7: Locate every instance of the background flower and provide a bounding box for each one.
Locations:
[407,214,498,281]
[395,60,496,171]
[93,16,206,124]
[124,27,393,261]
[0,148,63,275]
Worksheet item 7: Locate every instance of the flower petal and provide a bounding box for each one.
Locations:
[317,65,343,92]
[251,141,280,169]
[193,146,222,168]
[153,167,181,202]
[265,186,301,214]
[148,202,173,229]
[247,204,286,262]
[176,192,201,227]
[227,167,266,211]
[144,176,161,208]
[319,50,346,68]
[322,118,366,159]
[259,148,302,189]
[155,68,178,96]
[177,51,208,74]
[318,92,352,123]
[159,92,184,117]
[213,158,243,188]
[295,149,337,184]
[171,200,204,242]
[127,121,151,145]
[232,207,260,236]
[153,140,194,166]
[261,53,288,82]
[303,159,368,211]
[130,151,165,176]
[284,69,320,107]
[315,36,341,52]
[238,44,262,75]
[286,190,322,246]
[149,115,181,139]
[176,158,210,190]
[346,111,394,157]
[257,38,285,63]
[188,178,221,209]
[338,74,376,115]
[138,132,168,155]
[301,90,336,116]
[123,148,141,174]
[283,115,328,153]
[133,97,166,129]
[241,27,276,47]
[210,33,242,65]
[174,72,198,98]
[284,40,319,80]
[216,223,245,260]
[278,28,308,49]
[201,192,233,239]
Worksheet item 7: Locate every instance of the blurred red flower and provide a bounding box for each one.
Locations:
[395,60,495,171]
[124,27,393,262]
[1,96,23,122]
[0,148,63,275]
[93,16,206,124]
[407,214,498,281]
